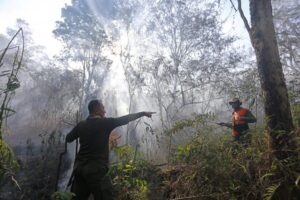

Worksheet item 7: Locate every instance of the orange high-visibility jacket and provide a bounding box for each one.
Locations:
[231,107,249,137]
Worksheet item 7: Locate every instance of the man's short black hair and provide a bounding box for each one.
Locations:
[88,100,102,114]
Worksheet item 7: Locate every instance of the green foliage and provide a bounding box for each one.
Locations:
[0,130,69,199]
[166,113,215,136]
[162,118,300,199]
[260,142,300,199]
[17,130,68,199]
[51,191,75,200]
[289,90,300,126]
[115,145,135,161]
[0,139,19,182]
[175,144,195,163]
[110,145,162,200]
[110,160,151,200]
[291,103,300,127]
[292,104,300,126]
[106,120,300,200]
[263,183,281,200]
[0,28,23,196]
[110,161,148,193]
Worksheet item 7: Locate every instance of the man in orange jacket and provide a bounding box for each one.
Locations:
[218,98,256,141]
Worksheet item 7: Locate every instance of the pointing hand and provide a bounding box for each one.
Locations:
[144,112,156,118]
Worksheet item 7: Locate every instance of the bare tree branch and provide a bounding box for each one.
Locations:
[229,0,237,12]
[237,0,251,35]
[0,28,23,64]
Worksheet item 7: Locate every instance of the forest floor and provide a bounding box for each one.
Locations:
[1,127,300,200]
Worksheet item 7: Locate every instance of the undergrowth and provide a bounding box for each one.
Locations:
[164,121,300,200]
[0,139,19,189]
[109,145,164,200]
[109,116,300,200]
[2,117,299,200]
[0,131,68,200]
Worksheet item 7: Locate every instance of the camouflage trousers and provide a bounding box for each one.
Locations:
[71,159,114,200]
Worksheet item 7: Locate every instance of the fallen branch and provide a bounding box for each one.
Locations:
[169,195,202,200]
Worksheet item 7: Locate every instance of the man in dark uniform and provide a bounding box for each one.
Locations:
[66,99,154,200]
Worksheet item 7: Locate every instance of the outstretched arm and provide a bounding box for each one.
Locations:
[111,112,155,128]
[217,122,232,128]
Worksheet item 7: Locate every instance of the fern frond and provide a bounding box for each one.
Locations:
[260,172,274,181]
[295,175,300,186]
[263,183,281,200]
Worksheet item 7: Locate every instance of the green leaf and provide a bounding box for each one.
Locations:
[263,183,281,200]
[295,175,300,186]
[260,173,274,181]
[51,191,75,200]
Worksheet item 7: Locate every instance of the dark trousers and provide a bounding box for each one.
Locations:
[71,160,114,200]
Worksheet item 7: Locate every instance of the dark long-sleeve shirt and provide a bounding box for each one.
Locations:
[66,112,145,164]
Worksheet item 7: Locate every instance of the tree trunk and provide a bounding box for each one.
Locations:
[240,0,294,158]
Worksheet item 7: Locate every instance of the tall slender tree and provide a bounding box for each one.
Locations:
[143,0,240,128]
[53,0,112,116]
[235,0,295,158]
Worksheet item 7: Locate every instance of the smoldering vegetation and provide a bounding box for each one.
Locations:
[0,0,300,199]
